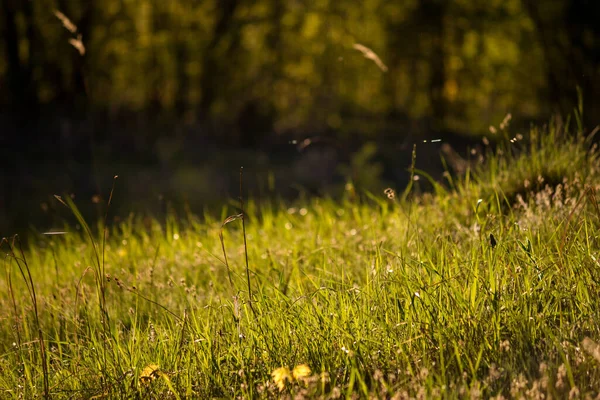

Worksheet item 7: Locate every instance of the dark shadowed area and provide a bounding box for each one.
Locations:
[1,0,599,235]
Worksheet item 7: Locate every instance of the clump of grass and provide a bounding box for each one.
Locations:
[1,118,600,398]
[1,236,49,399]
[470,114,597,210]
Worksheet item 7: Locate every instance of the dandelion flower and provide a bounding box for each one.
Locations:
[292,364,311,381]
[139,363,160,384]
[272,367,292,391]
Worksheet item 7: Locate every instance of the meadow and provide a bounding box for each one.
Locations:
[1,116,600,399]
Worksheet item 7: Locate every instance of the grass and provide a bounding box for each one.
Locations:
[1,117,600,399]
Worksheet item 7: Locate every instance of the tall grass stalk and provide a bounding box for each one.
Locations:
[1,236,49,399]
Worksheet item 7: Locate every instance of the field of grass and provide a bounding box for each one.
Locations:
[2,117,600,399]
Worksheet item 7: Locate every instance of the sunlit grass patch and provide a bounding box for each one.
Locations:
[1,119,600,398]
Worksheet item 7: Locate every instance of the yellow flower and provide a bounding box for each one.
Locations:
[139,363,160,384]
[271,367,292,391]
[292,364,311,381]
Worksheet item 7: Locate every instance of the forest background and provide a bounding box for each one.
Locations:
[1,0,599,234]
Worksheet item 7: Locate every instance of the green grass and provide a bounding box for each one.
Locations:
[2,119,600,399]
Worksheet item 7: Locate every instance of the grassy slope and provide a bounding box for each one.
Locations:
[1,119,600,399]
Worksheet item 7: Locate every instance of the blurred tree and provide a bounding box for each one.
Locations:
[0,0,596,150]
[420,0,448,130]
[442,0,545,134]
[199,0,240,119]
[1,0,39,117]
[523,0,600,127]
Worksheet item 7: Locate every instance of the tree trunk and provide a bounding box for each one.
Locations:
[523,0,600,127]
[1,0,38,116]
[199,0,239,121]
[420,0,448,130]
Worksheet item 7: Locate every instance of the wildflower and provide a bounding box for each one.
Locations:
[582,337,600,363]
[292,364,311,381]
[139,364,160,384]
[272,367,292,391]
[384,188,396,200]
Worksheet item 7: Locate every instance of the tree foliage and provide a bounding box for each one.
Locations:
[0,0,598,143]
